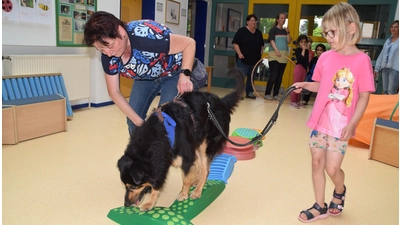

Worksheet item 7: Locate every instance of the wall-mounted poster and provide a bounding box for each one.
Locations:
[19,0,37,23]
[37,0,54,25]
[2,0,20,21]
[2,0,53,24]
[56,0,97,47]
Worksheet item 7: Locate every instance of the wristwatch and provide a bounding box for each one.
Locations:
[180,69,191,76]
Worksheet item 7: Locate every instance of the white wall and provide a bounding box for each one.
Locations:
[154,0,188,35]
[2,1,119,106]
[2,0,189,106]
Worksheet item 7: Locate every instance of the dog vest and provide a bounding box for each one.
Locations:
[154,110,176,148]
[155,97,197,148]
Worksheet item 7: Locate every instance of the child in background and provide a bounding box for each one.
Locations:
[293,2,375,222]
[307,37,315,61]
[302,44,327,105]
[290,35,309,109]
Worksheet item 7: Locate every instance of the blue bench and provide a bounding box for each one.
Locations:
[2,73,73,118]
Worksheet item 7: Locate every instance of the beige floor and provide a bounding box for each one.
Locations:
[2,87,399,225]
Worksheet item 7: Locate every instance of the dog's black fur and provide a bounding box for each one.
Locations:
[117,68,245,211]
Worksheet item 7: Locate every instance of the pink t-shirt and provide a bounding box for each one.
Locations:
[306,50,375,138]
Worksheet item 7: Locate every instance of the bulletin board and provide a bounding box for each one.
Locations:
[55,0,97,47]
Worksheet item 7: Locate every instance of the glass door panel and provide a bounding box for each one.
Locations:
[249,0,340,89]
[297,4,336,52]
[209,1,246,88]
[249,0,296,89]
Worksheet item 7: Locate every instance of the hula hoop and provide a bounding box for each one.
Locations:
[250,54,296,100]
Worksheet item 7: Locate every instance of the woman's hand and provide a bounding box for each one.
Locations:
[177,75,193,94]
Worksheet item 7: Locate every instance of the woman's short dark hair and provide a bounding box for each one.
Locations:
[246,14,257,22]
[83,11,126,47]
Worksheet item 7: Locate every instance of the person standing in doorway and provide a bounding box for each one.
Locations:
[264,12,292,101]
[374,20,399,94]
[232,14,265,99]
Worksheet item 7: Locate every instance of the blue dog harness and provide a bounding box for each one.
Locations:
[154,97,197,149]
[161,111,176,148]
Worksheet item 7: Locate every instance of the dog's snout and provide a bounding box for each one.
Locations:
[124,189,133,207]
[124,201,131,207]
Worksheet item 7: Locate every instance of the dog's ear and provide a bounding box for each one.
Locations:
[117,155,132,172]
[130,167,144,185]
[117,155,144,185]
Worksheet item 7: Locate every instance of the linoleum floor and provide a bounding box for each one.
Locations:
[2,87,399,225]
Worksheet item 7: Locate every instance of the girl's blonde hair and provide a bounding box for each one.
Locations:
[322,2,362,50]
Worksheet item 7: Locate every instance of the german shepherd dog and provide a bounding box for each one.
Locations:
[117,68,245,211]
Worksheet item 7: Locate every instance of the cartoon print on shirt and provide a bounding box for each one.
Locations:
[329,67,354,108]
[318,67,355,137]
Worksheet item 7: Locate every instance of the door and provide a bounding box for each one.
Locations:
[208,0,248,88]
[120,0,142,97]
[248,0,342,90]
[194,0,208,63]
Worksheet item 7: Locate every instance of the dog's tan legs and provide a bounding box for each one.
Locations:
[140,189,159,211]
[177,164,198,201]
[190,141,209,199]
[191,151,202,187]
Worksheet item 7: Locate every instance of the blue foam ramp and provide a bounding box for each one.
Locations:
[207,153,237,184]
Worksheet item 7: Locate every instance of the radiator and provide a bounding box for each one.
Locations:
[2,55,91,102]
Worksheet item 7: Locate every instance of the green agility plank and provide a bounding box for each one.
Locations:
[107,154,236,224]
[107,180,225,225]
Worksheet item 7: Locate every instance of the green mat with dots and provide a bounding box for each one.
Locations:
[107,180,225,225]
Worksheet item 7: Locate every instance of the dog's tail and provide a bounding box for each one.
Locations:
[221,68,246,113]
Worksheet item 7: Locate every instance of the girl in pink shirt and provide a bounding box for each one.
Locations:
[293,2,375,223]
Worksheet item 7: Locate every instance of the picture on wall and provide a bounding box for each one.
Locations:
[165,0,180,25]
[56,0,97,46]
[227,8,241,32]
[3,0,54,25]
[226,8,241,49]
